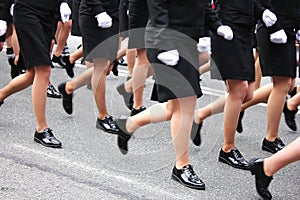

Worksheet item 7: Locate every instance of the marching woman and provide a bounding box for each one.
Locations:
[75,0,120,134]
[255,0,300,154]
[115,0,233,190]
[208,0,275,170]
[0,0,71,148]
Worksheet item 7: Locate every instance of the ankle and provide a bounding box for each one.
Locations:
[222,144,235,152]
[65,82,74,94]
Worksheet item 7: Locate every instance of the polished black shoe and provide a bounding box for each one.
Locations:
[130,105,146,116]
[283,102,297,131]
[116,83,133,110]
[63,55,75,78]
[34,128,62,148]
[112,60,119,76]
[249,158,273,200]
[262,138,285,154]
[115,117,132,155]
[172,164,205,190]
[190,122,202,146]
[96,116,119,134]
[236,111,244,133]
[219,147,249,170]
[47,84,62,99]
[58,82,73,115]
[8,56,21,79]
[6,47,14,57]
[52,54,66,68]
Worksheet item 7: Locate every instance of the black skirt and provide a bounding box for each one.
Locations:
[13,3,55,69]
[146,34,202,102]
[119,0,129,37]
[79,14,119,62]
[211,23,255,81]
[71,0,81,36]
[127,0,149,49]
[257,25,297,78]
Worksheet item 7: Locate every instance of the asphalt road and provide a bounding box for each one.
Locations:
[0,36,299,199]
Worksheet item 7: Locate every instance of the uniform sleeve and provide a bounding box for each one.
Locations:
[255,0,282,33]
[146,0,176,51]
[204,0,222,33]
[85,0,105,16]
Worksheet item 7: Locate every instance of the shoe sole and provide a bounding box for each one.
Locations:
[171,174,205,190]
[96,123,119,134]
[47,94,62,99]
[218,156,250,170]
[34,137,62,148]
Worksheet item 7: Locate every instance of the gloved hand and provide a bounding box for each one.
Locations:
[10,4,14,16]
[262,9,277,27]
[0,20,7,36]
[60,2,71,23]
[197,37,211,54]
[217,25,233,40]
[157,49,179,66]
[95,12,112,28]
[296,30,300,41]
[270,29,287,44]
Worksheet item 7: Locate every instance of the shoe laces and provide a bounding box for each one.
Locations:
[44,128,55,138]
[183,165,200,181]
[232,148,244,161]
[106,116,117,129]
[274,138,285,147]
[48,84,59,94]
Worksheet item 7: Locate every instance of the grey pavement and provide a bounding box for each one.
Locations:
[0,36,299,199]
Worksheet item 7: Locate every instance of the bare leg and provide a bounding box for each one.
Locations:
[132,49,151,109]
[65,67,93,94]
[32,65,51,132]
[92,58,110,119]
[264,136,300,176]
[0,69,35,101]
[54,21,72,57]
[266,76,294,141]
[223,80,254,152]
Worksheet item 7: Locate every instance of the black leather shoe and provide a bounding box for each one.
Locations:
[283,102,297,131]
[219,147,249,170]
[236,111,244,133]
[47,84,62,99]
[115,117,132,155]
[34,128,62,148]
[116,83,133,110]
[112,60,119,76]
[172,164,205,190]
[8,56,21,79]
[96,116,119,134]
[130,105,146,116]
[63,55,75,78]
[52,54,66,68]
[6,47,14,57]
[249,158,273,200]
[58,82,73,115]
[262,138,285,154]
[190,122,202,146]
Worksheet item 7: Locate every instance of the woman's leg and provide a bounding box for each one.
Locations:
[265,76,293,142]
[32,65,51,132]
[0,68,35,102]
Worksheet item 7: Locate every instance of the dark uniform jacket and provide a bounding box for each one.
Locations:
[257,0,300,31]
[79,0,119,19]
[0,0,13,21]
[146,0,222,51]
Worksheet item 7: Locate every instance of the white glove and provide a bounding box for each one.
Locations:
[197,37,211,54]
[262,9,277,27]
[270,29,287,44]
[296,30,300,41]
[157,49,179,66]
[0,20,7,36]
[60,2,71,23]
[10,4,14,16]
[95,12,112,28]
[217,25,233,40]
